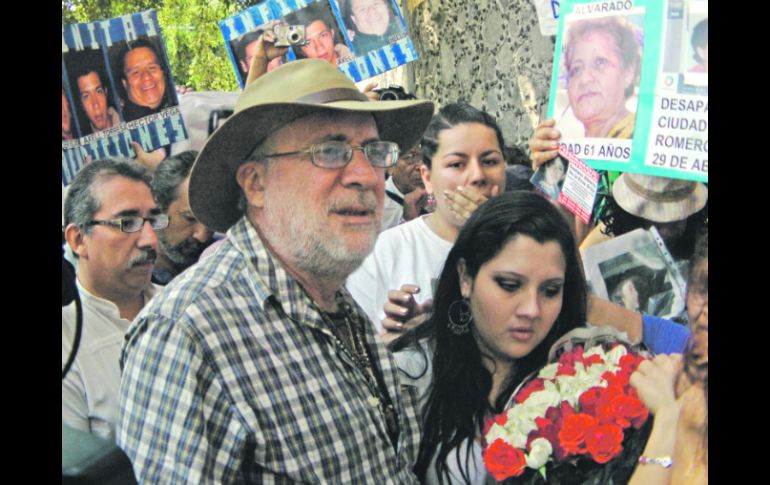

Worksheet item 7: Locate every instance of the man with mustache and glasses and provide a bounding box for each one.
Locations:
[63,159,165,441]
[118,59,434,483]
[150,151,215,285]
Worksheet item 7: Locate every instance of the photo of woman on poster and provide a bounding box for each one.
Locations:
[556,14,643,140]
[531,155,568,200]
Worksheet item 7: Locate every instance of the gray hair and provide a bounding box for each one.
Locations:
[64,159,151,235]
[152,150,199,211]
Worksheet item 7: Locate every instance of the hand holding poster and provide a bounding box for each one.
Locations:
[221,0,418,87]
[61,10,188,186]
[547,0,707,182]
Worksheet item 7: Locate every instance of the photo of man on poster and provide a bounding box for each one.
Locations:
[62,83,77,141]
[111,37,177,122]
[555,14,643,141]
[285,2,353,67]
[338,0,406,55]
[64,49,122,136]
[232,28,285,80]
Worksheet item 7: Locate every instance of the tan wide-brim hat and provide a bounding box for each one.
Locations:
[611,172,708,223]
[189,58,435,233]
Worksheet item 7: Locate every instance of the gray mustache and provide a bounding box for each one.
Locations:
[129,249,157,268]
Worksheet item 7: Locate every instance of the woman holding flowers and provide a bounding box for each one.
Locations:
[390,190,587,484]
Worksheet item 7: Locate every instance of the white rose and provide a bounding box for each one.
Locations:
[521,387,562,419]
[539,363,558,379]
[485,422,515,446]
[584,345,607,360]
[526,437,553,469]
[606,345,628,366]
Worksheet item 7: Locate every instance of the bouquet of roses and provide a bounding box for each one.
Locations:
[482,329,653,484]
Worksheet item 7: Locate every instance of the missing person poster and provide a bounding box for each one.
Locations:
[62,10,188,186]
[546,0,707,183]
[221,0,418,88]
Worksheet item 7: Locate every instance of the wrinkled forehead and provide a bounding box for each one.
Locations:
[124,46,159,69]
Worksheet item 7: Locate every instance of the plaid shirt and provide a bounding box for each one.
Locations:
[117,217,420,483]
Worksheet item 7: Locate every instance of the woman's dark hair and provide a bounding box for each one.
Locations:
[420,103,506,169]
[391,191,587,484]
[598,195,708,261]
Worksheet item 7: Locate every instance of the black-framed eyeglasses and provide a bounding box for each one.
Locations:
[263,140,400,169]
[86,214,169,233]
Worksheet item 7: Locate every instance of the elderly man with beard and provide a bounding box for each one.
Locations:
[63,159,165,441]
[150,151,214,285]
[118,59,433,483]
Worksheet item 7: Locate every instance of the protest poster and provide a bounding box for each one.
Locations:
[532,0,561,36]
[61,10,188,186]
[547,0,707,183]
[583,226,688,321]
[221,0,418,88]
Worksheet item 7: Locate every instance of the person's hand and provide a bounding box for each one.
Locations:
[402,187,429,221]
[382,284,432,331]
[444,185,499,224]
[529,118,561,171]
[362,81,380,101]
[257,21,290,62]
[245,21,290,86]
[131,142,166,173]
[630,354,683,416]
[380,284,432,345]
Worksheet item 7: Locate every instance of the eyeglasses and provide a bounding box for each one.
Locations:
[86,214,169,233]
[263,140,400,169]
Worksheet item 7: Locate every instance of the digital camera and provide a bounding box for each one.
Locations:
[373,85,416,101]
[273,25,306,47]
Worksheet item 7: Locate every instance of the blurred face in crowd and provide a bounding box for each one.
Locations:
[619,278,640,312]
[158,177,214,268]
[387,144,424,194]
[687,257,708,331]
[78,71,113,131]
[240,38,261,74]
[421,122,506,230]
[460,235,566,366]
[301,21,337,65]
[72,176,160,300]
[246,111,384,279]
[62,88,73,139]
[566,29,634,135]
[350,0,391,36]
[123,46,166,109]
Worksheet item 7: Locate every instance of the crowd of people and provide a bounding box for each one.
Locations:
[62,21,708,485]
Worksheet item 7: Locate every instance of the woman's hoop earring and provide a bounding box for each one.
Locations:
[447,298,472,335]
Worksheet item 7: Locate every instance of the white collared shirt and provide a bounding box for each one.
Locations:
[62,279,156,442]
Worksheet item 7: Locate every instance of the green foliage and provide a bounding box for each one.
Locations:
[62,0,265,91]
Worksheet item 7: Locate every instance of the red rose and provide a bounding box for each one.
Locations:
[557,362,576,376]
[578,386,605,416]
[515,378,546,404]
[615,394,649,429]
[559,345,584,366]
[558,413,598,456]
[483,438,527,481]
[583,353,605,367]
[585,423,624,463]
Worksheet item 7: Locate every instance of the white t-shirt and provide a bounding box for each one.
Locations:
[381,176,406,232]
[62,280,156,441]
[347,215,453,332]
